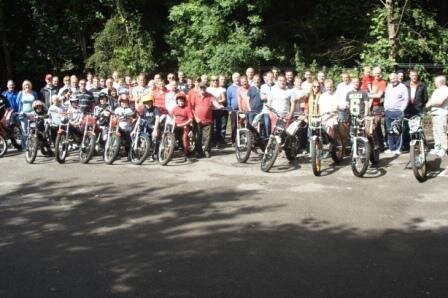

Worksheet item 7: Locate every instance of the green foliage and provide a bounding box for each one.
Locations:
[86,15,156,77]
[361,3,448,73]
[167,0,272,76]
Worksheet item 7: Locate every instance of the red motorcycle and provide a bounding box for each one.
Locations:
[0,108,22,157]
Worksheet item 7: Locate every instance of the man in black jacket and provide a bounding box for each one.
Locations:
[40,74,59,108]
[402,69,428,152]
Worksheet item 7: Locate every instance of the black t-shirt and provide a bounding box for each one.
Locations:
[141,106,160,127]
[346,90,369,117]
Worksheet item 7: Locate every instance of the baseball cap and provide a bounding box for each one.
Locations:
[45,74,52,81]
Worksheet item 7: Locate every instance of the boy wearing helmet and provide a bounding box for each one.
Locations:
[67,95,83,138]
[114,94,135,149]
[135,94,160,139]
[172,92,193,161]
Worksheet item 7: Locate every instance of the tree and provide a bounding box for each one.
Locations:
[361,1,448,72]
[167,0,272,76]
[86,14,156,77]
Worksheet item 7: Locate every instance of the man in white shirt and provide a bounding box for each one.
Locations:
[426,75,448,157]
[335,72,353,111]
[268,75,295,131]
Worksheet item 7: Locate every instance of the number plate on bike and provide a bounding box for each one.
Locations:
[286,121,299,136]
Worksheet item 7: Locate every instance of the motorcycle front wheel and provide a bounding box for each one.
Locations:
[235,129,253,163]
[55,134,68,164]
[129,134,151,165]
[0,135,7,157]
[25,136,38,164]
[260,137,280,172]
[104,134,121,165]
[158,132,175,166]
[79,133,96,164]
[310,138,322,176]
[410,139,427,182]
[351,137,370,177]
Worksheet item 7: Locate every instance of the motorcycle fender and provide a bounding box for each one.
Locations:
[88,131,96,137]
[311,135,318,141]
[274,135,282,144]
[57,128,65,134]
[410,140,417,146]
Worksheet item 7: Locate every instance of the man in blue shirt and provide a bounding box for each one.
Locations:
[226,72,240,144]
[2,80,19,112]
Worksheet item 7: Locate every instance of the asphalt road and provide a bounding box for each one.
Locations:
[1,147,448,298]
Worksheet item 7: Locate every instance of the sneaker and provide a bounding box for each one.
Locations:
[436,149,446,158]
[184,156,193,164]
[384,149,393,155]
[393,150,401,156]
[204,151,211,158]
[429,148,439,155]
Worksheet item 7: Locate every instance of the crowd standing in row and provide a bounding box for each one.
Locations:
[1,66,447,162]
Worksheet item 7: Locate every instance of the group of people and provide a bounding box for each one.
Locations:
[1,65,447,163]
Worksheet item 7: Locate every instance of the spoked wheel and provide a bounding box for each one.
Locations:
[25,136,38,164]
[410,139,427,182]
[284,137,299,162]
[55,134,68,164]
[129,134,151,165]
[235,129,253,163]
[11,125,22,150]
[0,135,7,157]
[79,134,96,164]
[158,132,175,166]
[331,130,345,163]
[311,139,322,176]
[104,134,121,165]
[351,137,371,177]
[260,137,280,172]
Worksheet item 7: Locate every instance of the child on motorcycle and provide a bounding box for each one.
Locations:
[48,95,66,143]
[94,92,112,143]
[134,94,160,160]
[67,96,83,140]
[114,94,135,152]
[172,92,193,162]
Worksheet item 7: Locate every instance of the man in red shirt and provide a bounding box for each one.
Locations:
[370,66,387,150]
[152,80,168,115]
[172,92,193,161]
[191,84,214,157]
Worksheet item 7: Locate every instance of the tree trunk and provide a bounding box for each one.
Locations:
[385,0,397,62]
[78,31,87,62]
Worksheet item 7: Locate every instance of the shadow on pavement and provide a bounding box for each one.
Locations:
[0,180,447,297]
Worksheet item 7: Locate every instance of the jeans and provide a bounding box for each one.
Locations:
[212,109,228,146]
[228,110,238,143]
[385,110,403,151]
[19,114,29,149]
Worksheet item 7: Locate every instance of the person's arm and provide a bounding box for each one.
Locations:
[400,85,409,112]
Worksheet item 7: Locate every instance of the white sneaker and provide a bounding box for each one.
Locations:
[393,150,401,156]
[384,149,393,155]
[436,149,446,158]
[429,148,438,155]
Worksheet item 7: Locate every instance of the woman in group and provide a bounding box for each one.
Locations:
[17,80,39,150]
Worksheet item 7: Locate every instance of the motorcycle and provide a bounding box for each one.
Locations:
[234,111,267,163]
[103,109,134,165]
[308,113,345,176]
[0,108,22,157]
[401,114,428,182]
[129,116,155,165]
[54,112,82,164]
[79,113,98,164]
[260,106,308,172]
[158,114,195,165]
[350,115,380,177]
[24,114,52,163]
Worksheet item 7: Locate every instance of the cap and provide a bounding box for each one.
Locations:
[176,92,187,100]
[45,74,52,81]
[141,94,153,103]
[198,83,207,90]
